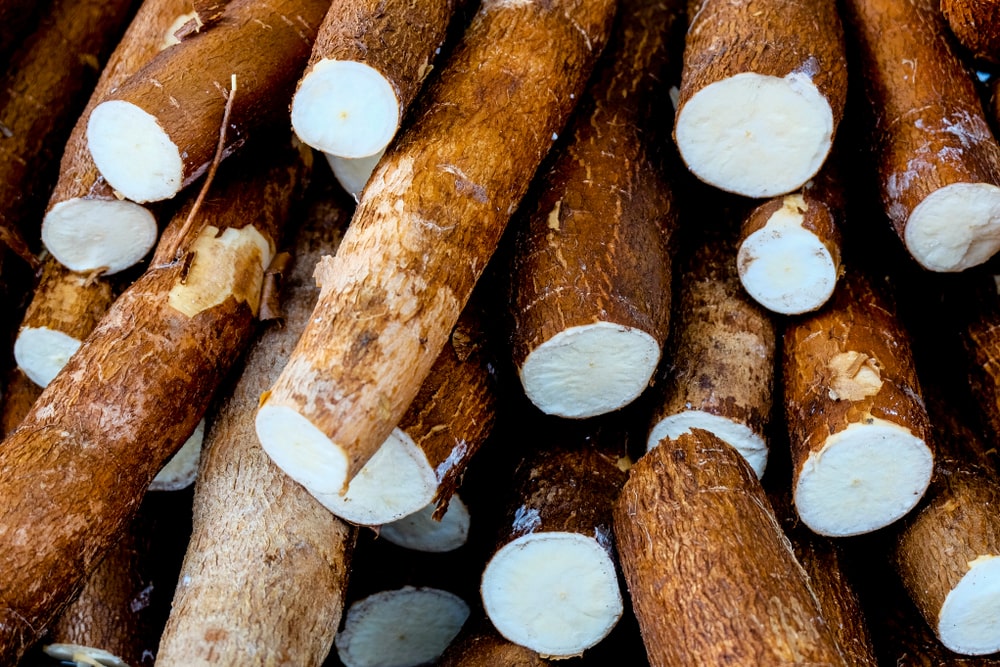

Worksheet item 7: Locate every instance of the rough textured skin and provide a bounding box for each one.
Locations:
[964,277,1000,446]
[0,142,306,661]
[260,0,616,483]
[650,224,776,442]
[509,0,681,373]
[941,0,1000,63]
[843,0,1000,258]
[97,0,329,198]
[17,259,116,349]
[437,620,550,667]
[0,368,42,438]
[614,430,849,667]
[156,188,355,667]
[783,270,932,497]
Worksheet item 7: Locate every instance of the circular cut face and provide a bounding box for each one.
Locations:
[794,418,933,537]
[380,495,470,553]
[481,532,623,658]
[14,327,81,388]
[292,59,400,159]
[44,645,127,667]
[255,403,350,496]
[520,322,661,419]
[938,555,1000,655]
[42,198,158,274]
[648,410,768,479]
[675,72,834,198]
[904,182,1000,272]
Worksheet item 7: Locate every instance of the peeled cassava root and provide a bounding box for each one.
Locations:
[843,0,1000,272]
[674,0,847,198]
[509,0,680,419]
[255,0,616,495]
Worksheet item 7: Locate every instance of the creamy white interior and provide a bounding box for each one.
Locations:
[255,404,349,496]
[87,100,183,203]
[905,182,1000,272]
[520,322,660,419]
[292,59,400,159]
[938,555,1000,655]
[380,495,470,553]
[43,645,127,667]
[325,148,385,202]
[14,327,81,388]
[675,72,833,198]
[794,418,933,536]
[42,198,158,274]
[648,410,768,479]
[150,419,204,491]
[335,587,469,667]
[481,532,622,658]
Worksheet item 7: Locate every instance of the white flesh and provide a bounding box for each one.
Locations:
[675,72,833,198]
[255,404,350,496]
[325,149,385,202]
[938,555,1000,655]
[42,198,158,274]
[14,327,80,388]
[380,495,470,553]
[904,182,1000,272]
[292,59,400,159]
[794,418,933,537]
[87,100,183,203]
[43,644,127,667]
[737,196,838,315]
[310,428,436,526]
[149,419,204,491]
[335,586,470,667]
[481,532,623,658]
[648,410,768,479]
[519,322,661,419]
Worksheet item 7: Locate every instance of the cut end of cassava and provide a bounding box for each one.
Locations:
[675,72,834,197]
[335,587,470,667]
[937,555,1000,655]
[737,203,838,315]
[255,403,349,496]
[380,495,470,553]
[42,198,158,274]
[481,532,623,658]
[903,182,1000,272]
[43,644,127,667]
[648,410,768,479]
[87,99,183,203]
[310,427,436,526]
[149,419,204,491]
[325,149,385,202]
[14,327,81,388]
[794,418,933,537]
[519,322,660,419]
[292,59,400,159]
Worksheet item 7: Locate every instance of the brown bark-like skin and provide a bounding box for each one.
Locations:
[156,186,355,666]
[100,0,328,197]
[509,0,681,372]
[0,140,307,661]
[437,619,550,667]
[964,277,1000,448]
[676,0,848,142]
[261,0,616,483]
[614,430,849,667]
[784,269,932,494]
[650,224,776,442]
[941,0,1000,63]
[17,258,116,349]
[0,368,41,438]
[843,0,1000,249]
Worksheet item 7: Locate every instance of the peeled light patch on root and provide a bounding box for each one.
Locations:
[256,404,350,495]
[335,587,470,667]
[794,418,933,537]
[43,645,127,667]
[675,72,833,198]
[309,428,436,526]
[42,198,158,274]
[292,59,400,159]
[149,419,204,491]
[648,410,768,479]
[520,322,660,419]
[904,182,1000,272]
[325,149,385,202]
[738,197,837,315]
[481,532,623,658]
[938,555,1000,655]
[87,100,183,203]
[380,495,470,553]
[14,327,81,388]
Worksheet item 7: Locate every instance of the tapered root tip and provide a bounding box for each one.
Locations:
[938,556,1000,655]
[255,403,350,496]
[649,410,768,479]
[675,72,833,198]
[481,532,623,658]
[904,182,1000,272]
[520,322,660,419]
[42,198,158,274]
[292,59,400,159]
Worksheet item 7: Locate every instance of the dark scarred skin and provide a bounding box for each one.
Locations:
[941,0,1000,63]
[509,0,681,374]
[261,0,617,484]
[614,430,849,667]
[0,141,308,661]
